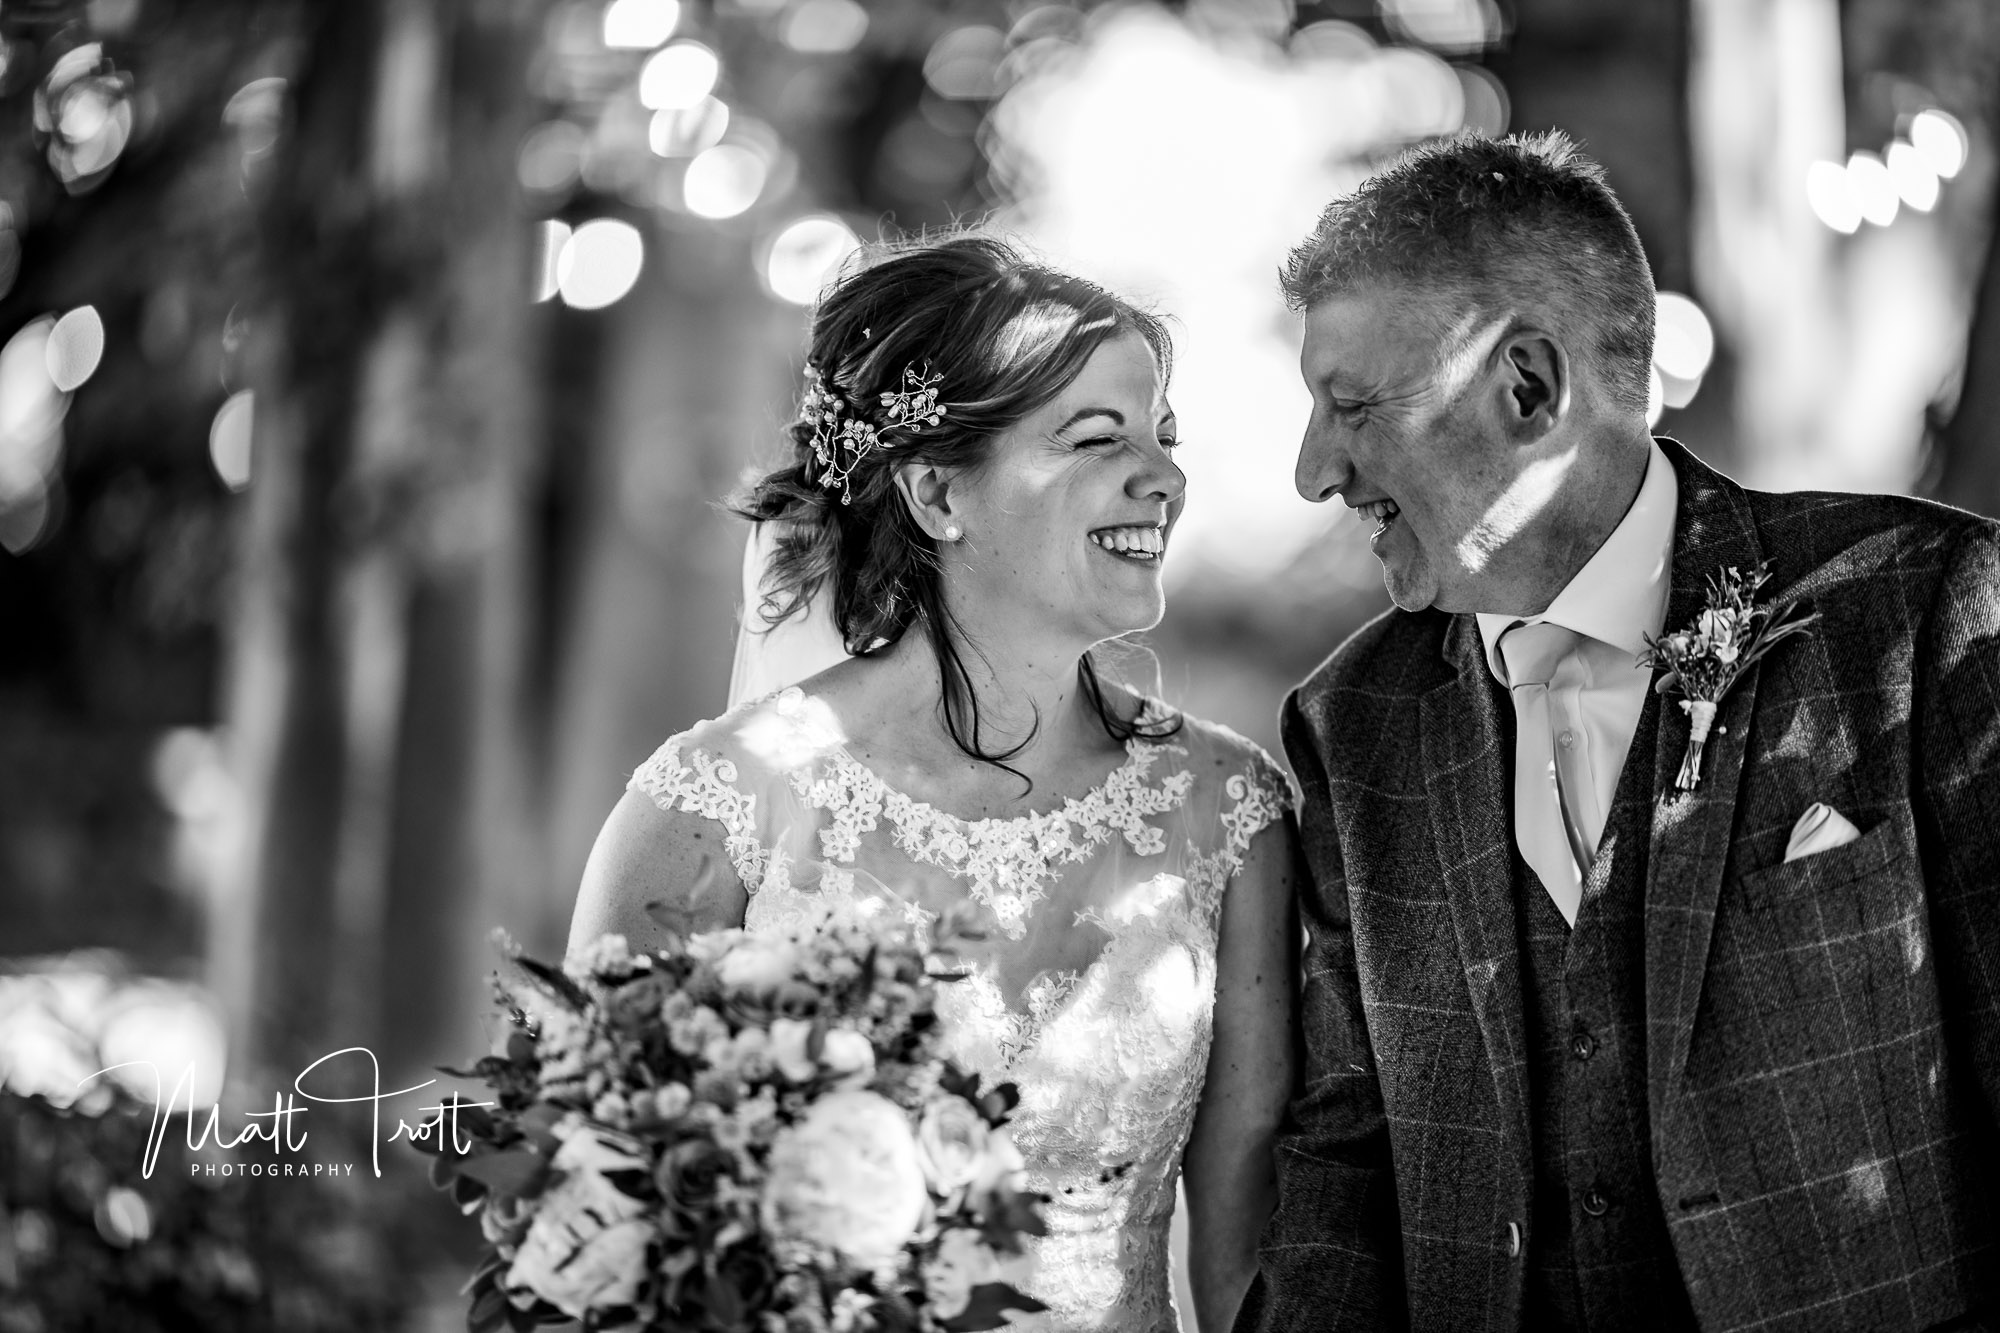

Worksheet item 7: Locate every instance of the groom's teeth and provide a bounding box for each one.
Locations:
[1356,500,1400,523]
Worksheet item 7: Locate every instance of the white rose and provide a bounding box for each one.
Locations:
[715,937,799,992]
[505,1128,651,1318]
[768,1018,819,1083]
[915,1098,990,1196]
[925,1227,1002,1320]
[762,1090,928,1268]
[819,1029,876,1084]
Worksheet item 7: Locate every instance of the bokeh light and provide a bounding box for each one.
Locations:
[41,44,135,188]
[639,41,721,111]
[517,119,588,194]
[1806,159,1861,234]
[1845,151,1898,227]
[649,96,729,158]
[1646,363,1664,428]
[602,0,680,50]
[533,220,572,302]
[45,306,106,393]
[1380,0,1503,53]
[683,143,768,218]
[763,215,861,305]
[0,317,67,527]
[924,26,1006,100]
[1652,292,1715,382]
[1884,141,1939,213]
[557,217,646,308]
[783,0,869,54]
[209,389,254,490]
[1909,108,1967,180]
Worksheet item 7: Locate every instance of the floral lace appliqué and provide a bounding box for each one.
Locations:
[799,740,1194,939]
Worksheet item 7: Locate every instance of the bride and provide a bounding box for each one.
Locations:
[569,236,1299,1333]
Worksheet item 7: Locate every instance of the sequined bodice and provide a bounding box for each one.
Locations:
[630,687,1290,1332]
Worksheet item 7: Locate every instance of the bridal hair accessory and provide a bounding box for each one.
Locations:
[803,361,949,504]
[1640,561,1817,792]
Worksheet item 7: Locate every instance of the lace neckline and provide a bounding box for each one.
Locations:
[826,732,1154,833]
[778,689,1194,939]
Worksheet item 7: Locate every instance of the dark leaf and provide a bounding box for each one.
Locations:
[510,955,592,1011]
[456,1149,550,1196]
[937,1284,1048,1332]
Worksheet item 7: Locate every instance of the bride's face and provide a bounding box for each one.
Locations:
[942,332,1185,650]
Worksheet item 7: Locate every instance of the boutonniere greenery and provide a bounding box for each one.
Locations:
[1640,562,1818,792]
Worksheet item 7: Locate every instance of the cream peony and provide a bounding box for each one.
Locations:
[505,1127,652,1317]
[762,1090,928,1268]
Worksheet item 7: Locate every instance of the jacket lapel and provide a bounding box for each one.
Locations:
[1644,440,1765,1105]
[1421,613,1533,1190]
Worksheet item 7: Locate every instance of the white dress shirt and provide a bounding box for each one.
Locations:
[1476,441,1678,874]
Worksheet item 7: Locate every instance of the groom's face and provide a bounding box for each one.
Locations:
[1296,285,1515,613]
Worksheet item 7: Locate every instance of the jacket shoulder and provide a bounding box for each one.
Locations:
[1291,604,1455,717]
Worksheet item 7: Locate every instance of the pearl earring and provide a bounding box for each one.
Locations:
[942,524,962,542]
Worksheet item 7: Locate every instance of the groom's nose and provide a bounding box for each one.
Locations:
[1295,423,1349,504]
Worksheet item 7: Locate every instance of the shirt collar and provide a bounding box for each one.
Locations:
[1476,439,1678,681]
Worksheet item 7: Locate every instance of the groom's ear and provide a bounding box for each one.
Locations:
[1493,328,1567,442]
[891,461,956,538]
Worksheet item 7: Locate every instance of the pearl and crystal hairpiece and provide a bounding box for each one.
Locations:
[801,361,949,504]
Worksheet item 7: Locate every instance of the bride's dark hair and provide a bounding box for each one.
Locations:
[731,234,1182,775]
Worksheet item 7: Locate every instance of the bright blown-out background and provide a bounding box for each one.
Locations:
[2,0,1999,1327]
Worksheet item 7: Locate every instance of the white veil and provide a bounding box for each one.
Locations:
[727,521,850,707]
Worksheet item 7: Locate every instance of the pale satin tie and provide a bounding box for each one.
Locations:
[1499,621,1584,926]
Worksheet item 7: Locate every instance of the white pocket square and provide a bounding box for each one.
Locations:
[1784,802,1861,863]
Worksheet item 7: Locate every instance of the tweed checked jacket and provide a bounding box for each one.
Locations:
[1242,441,2000,1332]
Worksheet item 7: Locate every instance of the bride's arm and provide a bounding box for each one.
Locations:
[1182,815,1303,1333]
[568,791,751,956]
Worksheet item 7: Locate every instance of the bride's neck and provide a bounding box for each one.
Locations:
[874,626,1107,764]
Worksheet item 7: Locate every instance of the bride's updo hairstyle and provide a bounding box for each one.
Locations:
[733,234,1180,776]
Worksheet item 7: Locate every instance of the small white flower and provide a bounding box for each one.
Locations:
[819,1029,875,1084]
[925,1227,1002,1320]
[715,937,799,992]
[768,1018,819,1084]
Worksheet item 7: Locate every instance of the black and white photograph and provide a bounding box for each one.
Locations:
[2,0,1997,1329]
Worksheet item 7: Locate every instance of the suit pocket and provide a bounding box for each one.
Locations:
[1737,813,1908,916]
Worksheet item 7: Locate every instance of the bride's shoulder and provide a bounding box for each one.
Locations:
[633,686,847,796]
[1122,689,1294,808]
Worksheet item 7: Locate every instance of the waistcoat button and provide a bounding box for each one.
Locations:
[1581,1187,1611,1218]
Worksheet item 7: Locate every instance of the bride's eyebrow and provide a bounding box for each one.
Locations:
[1054,407,1125,432]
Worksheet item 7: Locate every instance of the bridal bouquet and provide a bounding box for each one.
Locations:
[418,911,1047,1333]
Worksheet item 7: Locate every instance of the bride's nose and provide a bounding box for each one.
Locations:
[1126,445,1186,505]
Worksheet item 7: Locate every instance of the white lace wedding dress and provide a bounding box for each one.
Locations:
[629,685,1291,1333]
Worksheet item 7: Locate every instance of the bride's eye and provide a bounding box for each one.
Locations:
[1160,436,1181,452]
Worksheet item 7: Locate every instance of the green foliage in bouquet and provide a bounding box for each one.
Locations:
[417,911,1050,1333]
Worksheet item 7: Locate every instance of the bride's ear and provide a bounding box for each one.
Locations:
[891,461,959,541]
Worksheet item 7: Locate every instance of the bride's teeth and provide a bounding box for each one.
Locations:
[1090,526,1164,556]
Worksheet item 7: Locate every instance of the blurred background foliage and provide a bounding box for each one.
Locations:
[1,0,1998,1326]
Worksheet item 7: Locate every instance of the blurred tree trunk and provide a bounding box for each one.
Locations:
[218,0,546,1080]
[1936,177,2000,517]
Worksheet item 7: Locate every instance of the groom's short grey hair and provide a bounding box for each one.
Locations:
[1281,130,1656,416]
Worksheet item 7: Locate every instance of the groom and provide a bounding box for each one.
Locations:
[1240,131,2000,1331]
